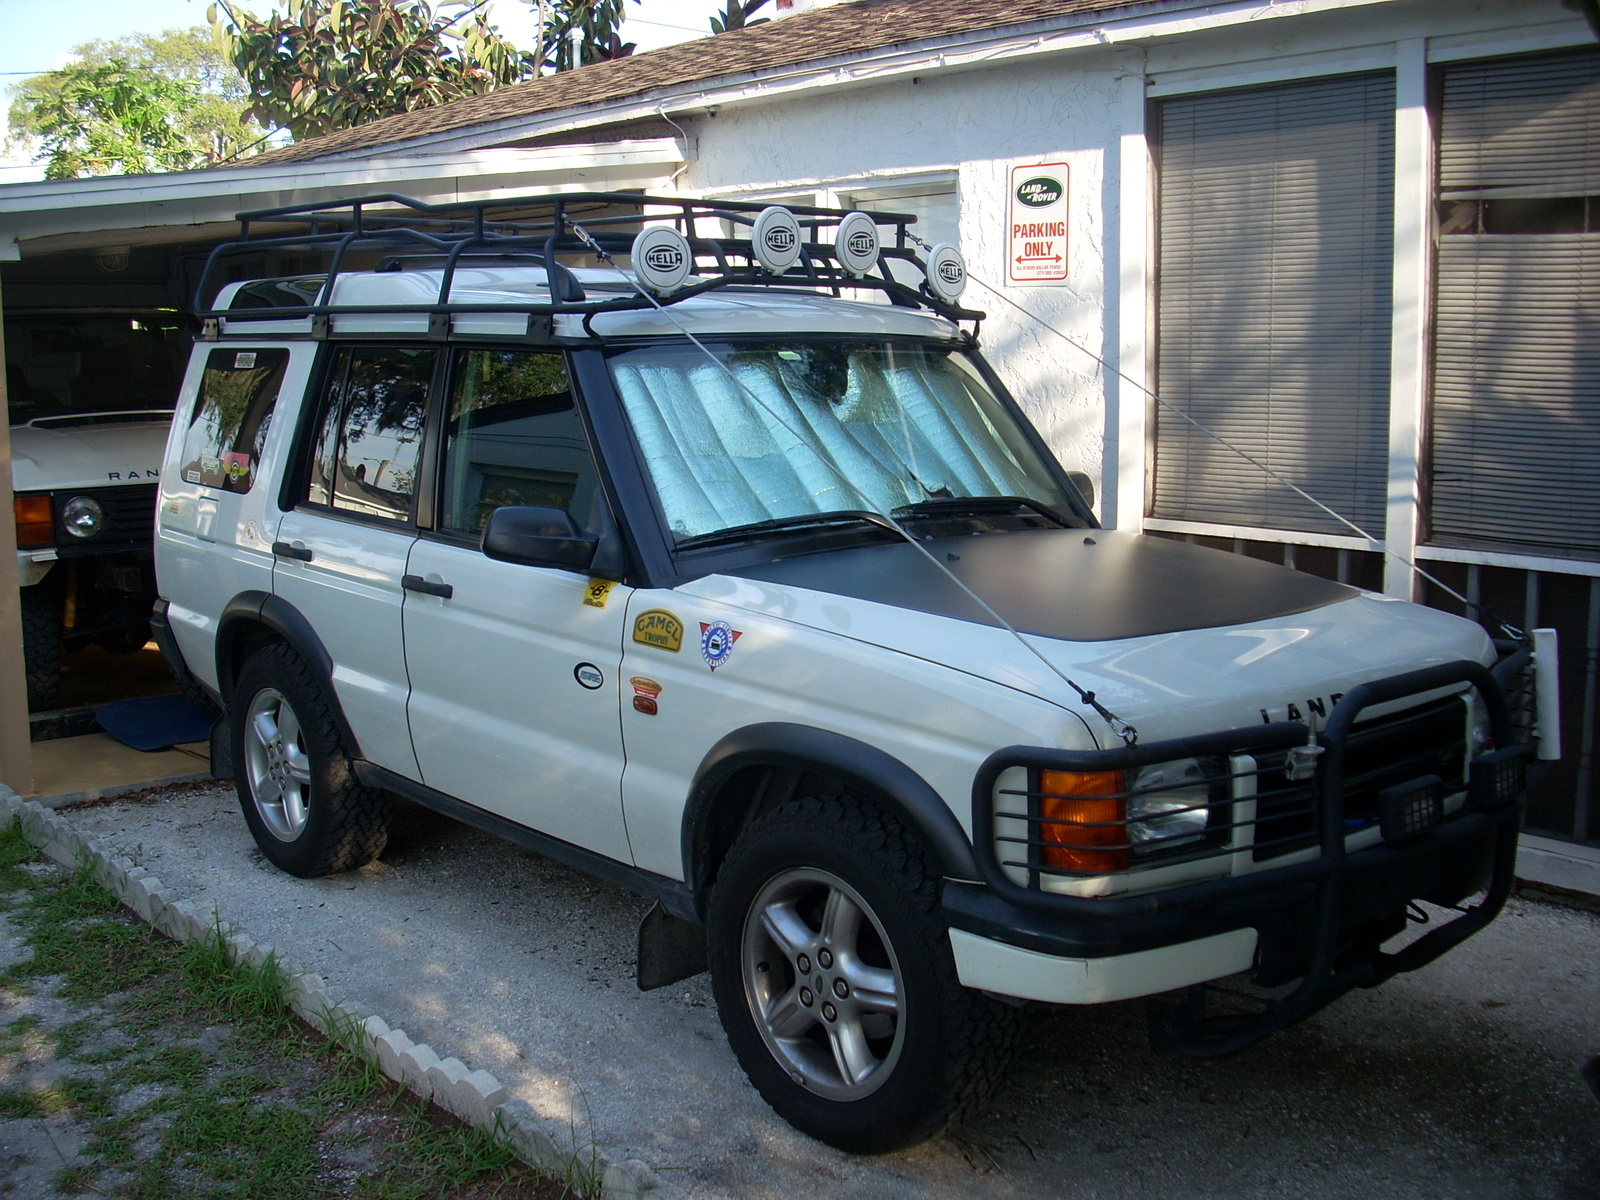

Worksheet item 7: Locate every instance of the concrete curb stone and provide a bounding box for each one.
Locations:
[0,784,677,1199]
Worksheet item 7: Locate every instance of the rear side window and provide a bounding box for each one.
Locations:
[178,348,290,493]
[438,349,593,536]
[305,345,435,523]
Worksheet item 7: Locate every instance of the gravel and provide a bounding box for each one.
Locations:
[60,785,1600,1200]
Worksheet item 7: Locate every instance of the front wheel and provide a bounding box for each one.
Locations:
[708,795,1020,1153]
[231,642,391,877]
[20,586,60,711]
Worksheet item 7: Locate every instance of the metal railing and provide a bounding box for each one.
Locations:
[192,191,983,329]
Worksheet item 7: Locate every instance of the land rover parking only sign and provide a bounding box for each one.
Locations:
[1007,163,1069,283]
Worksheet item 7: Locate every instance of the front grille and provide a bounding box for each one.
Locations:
[53,484,158,552]
[983,696,1471,883]
[1252,696,1468,862]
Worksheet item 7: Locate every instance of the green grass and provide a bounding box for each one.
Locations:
[0,818,570,1199]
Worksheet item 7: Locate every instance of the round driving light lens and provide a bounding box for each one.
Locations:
[752,206,803,275]
[834,211,880,277]
[924,243,967,302]
[630,226,694,295]
[61,495,105,539]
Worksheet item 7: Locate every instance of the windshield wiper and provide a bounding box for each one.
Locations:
[675,509,903,551]
[890,495,1072,528]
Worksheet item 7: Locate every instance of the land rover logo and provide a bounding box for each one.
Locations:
[645,245,683,271]
[1016,176,1063,208]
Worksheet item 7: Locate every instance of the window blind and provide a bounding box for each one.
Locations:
[1152,73,1396,536]
[1430,47,1600,559]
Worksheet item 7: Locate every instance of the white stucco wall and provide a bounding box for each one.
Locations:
[661,0,1587,533]
[676,51,1130,516]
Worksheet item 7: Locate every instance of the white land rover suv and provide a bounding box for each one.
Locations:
[152,194,1535,1153]
[10,312,194,709]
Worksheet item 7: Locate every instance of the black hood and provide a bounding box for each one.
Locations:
[729,528,1357,643]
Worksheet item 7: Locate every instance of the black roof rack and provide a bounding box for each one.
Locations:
[194,191,984,331]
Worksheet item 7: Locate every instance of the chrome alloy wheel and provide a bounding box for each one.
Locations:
[242,687,313,842]
[741,867,905,1101]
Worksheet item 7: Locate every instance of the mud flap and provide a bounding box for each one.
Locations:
[636,901,708,991]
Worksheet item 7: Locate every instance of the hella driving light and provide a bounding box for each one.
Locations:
[631,227,694,295]
[752,206,803,275]
[834,211,880,277]
[924,243,967,303]
[61,495,105,539]
[1127,758,1212,849]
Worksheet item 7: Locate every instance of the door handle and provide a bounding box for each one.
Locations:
[401,574,454,599]
[272,541,313,562]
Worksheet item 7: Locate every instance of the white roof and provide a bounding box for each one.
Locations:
[212,265,962,341]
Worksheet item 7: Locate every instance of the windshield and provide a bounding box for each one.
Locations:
[608,339,1076,543]
[5,315,193,425]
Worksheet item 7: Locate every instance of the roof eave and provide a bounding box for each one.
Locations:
[289,0,1393,164]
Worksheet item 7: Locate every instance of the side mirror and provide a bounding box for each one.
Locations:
[482,505,597,570]
[1066,471,1095,512]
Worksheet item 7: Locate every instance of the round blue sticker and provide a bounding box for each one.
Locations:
[699,620,742,672]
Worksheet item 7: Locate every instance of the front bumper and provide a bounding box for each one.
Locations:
[16,548,57,588]
[946,658,1528,1058]
[949,925,1259,1005]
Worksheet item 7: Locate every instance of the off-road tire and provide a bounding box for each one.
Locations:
[20,586,60,712]
[707,794,1022,1153]
[230,642,391,877]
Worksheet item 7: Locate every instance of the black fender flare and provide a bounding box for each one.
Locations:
[682,723,979,909]
[215,590,361,754]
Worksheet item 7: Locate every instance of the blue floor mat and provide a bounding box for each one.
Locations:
[95,696,216,752]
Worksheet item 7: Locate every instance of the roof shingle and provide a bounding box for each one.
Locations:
[242,0,1155,166]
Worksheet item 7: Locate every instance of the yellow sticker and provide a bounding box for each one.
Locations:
[583,578,618,609]
[632,609,684,653]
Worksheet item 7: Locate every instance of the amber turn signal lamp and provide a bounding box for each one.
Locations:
[13,495,53,548]
[1038,769,1128,872]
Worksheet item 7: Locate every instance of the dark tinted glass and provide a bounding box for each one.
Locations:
[306,346,435,523]
[439,349,594,536]
[178,348,289,493]
[4,315,192,423]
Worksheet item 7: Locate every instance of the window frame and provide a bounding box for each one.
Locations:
[1423,44,1600,563]
[178,345,292,496]
[285,341,446,533]
[423,345,597,549]
[1148,69,1398,539]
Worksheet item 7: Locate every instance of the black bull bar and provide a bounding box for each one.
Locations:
[969,658,1530,1059]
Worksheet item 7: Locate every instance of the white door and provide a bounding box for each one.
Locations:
[158,344,310,693]
[270,343,437,779]
[402,348,633,862]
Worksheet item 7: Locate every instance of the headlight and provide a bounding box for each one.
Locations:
[61,495,105,539]
[1469,696,1493,759]
[1128,757,1213,849]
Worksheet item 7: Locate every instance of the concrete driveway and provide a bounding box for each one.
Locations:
[62,785,1599,1200]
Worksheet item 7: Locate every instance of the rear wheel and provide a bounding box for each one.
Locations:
[708,794,1020,1153]
[20,586,60,711]
[231,642,391,877]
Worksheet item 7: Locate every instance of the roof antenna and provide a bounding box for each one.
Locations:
[899,227,1529,649]
[570,216,1140,746]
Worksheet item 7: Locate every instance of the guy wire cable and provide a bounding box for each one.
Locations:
[569,219,1142,746]
[907,231,1530,646]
